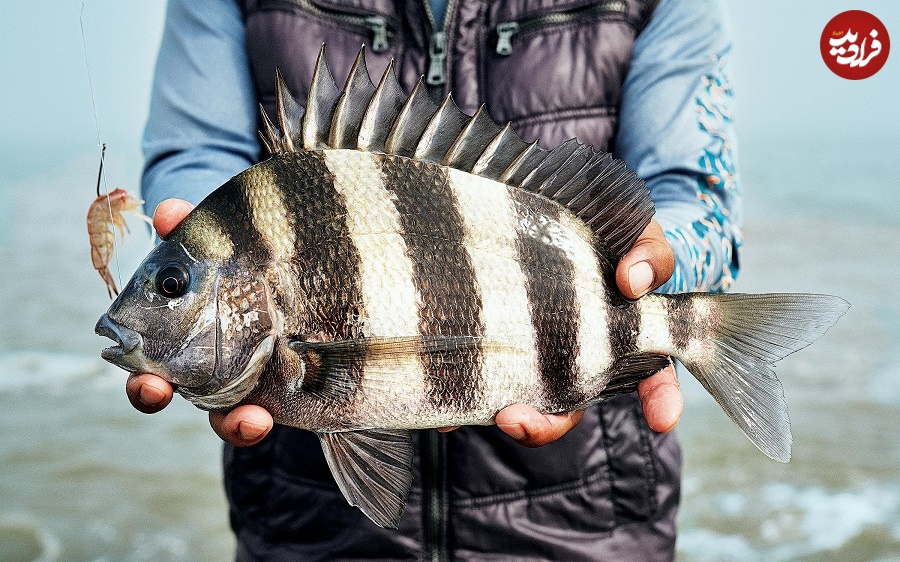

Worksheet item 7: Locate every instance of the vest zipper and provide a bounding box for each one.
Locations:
[279,0,391,53]
[426,31,447,86]
[494,0,628,56]
[422,0,457,91]
[423,429,447,561]
[365,16,390,53]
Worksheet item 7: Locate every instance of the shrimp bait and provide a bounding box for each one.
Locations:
[87,188,151,298]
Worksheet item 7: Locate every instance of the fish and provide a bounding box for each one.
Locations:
[95,46,848,528]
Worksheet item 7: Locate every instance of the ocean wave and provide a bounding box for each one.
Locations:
[679,482,900,560]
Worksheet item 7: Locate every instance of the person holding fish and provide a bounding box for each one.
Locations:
[105,0,842,559]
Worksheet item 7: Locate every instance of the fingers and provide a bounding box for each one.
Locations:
[126,372,272,446]
[152,199,195,239]
[615,219,675,299]
[209,406,274,447]
[126,373,174,414]
[637,363,683,433]
[495,403,585,447]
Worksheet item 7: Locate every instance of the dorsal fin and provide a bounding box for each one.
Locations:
[471,124,530,179]
[357,60,407,152]
[577,159,655,260]
[330,47,377,149]
[535,144,595,198]
[414,94,469,163]
[445,105,504,171]
[302,45,341,150]
[263,46,656,261]
[518,139,580,192]
[499,142,548,185]
[259,103,283,155]
[559,153,615,211]
[384,79,438,157]
[275,69,304,152]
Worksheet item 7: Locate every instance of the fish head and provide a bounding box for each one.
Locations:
[96,230,279,406]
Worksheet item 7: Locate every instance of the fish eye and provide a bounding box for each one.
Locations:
[155,263,190,298]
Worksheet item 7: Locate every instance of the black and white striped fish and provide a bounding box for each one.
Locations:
[96,47,848,528]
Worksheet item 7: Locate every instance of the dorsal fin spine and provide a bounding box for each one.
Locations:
[444,105,503,171]
[384,78,438,157]
[259,103,281,155]
[357,59,407,152]
[471,123,530,179]
[302,45,341,150]
[275,69,302,153]
[414,94,469,163]
[330,47,377,149]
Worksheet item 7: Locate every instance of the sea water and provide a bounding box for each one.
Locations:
[0,141,899,560]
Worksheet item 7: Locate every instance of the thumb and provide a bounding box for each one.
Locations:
[152,199,196,239]
[615,219,675,299]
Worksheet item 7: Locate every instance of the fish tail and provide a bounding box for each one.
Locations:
[641,293,849,462]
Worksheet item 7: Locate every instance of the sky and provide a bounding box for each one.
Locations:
[0,0,897,196]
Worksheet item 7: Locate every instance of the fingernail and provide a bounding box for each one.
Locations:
[499,423,527,441]
[238,422,267,442]
[628,261,654,296]
[139,384,166,406]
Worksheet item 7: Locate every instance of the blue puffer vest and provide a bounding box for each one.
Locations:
[229,1,680,560]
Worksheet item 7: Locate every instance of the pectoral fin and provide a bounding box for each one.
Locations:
[288,335,485,400]
[318,428,414,529]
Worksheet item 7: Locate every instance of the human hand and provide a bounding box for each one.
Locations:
[484,219,682,447]
[125,198,274,447]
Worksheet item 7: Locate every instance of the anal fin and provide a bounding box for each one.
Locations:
[587,353,672,405]
[318,428,414,529]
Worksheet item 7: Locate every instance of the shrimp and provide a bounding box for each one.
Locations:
[87,187,152,298]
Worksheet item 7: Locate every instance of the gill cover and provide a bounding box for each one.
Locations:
[180,266,278,410]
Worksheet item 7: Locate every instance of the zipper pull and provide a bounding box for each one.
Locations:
[495,22,520,56]
[427,31,447,86]
[365,16,389,53]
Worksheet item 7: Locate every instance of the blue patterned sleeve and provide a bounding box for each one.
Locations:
[615,0,741,293]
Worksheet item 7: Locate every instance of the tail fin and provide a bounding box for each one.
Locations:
[680,293,849,462]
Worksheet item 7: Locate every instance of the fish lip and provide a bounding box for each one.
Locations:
[95,314,145,370]
[96,314,142,353]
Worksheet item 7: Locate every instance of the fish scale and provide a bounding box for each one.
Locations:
[97,46,848,529]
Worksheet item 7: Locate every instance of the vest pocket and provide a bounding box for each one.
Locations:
[478,1,635,150]
[260,0,397,53]
[491,1,628,57]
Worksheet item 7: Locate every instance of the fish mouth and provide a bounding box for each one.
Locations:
[95,314,146,371]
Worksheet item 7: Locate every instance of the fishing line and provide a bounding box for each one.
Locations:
[80,1,124,288]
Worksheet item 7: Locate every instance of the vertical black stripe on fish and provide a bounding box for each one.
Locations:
[666,294,715,352]
[266,153,367,417]
[606,284,641,359]
[380,155,484,412]
[205,176,274,265]
[664,295,692,351]
[511,191,583,409]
